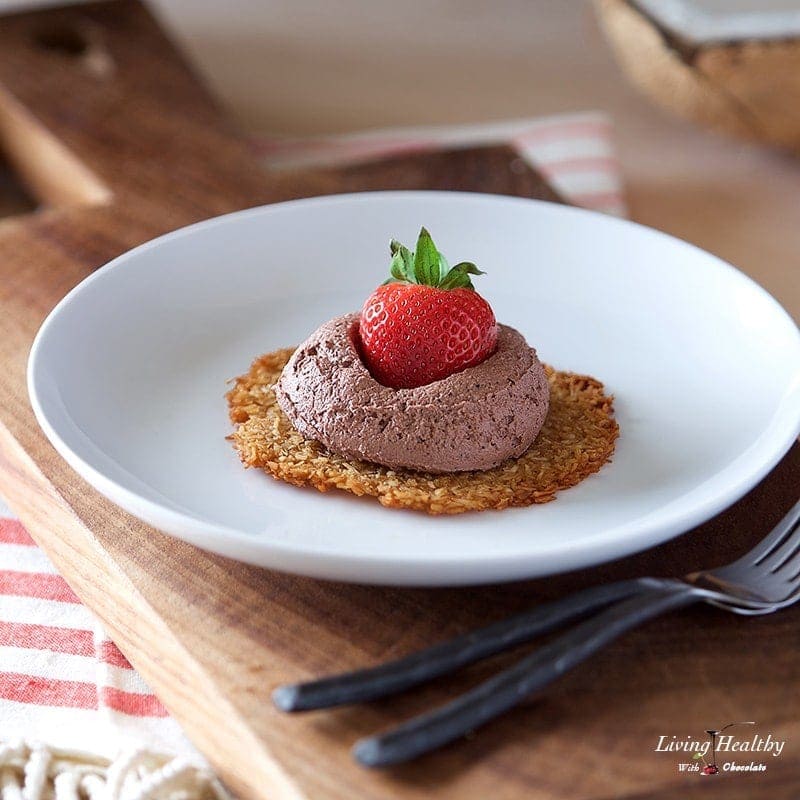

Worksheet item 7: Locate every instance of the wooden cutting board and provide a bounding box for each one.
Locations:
[0,2,797,799]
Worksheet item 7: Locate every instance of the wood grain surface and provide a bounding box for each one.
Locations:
[0,2,797,800]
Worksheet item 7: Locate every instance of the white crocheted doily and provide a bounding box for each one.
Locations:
[0,742,229,800]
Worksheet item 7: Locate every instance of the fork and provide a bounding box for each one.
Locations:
[273,498,800,767]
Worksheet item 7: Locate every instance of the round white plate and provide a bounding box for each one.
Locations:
[28,192,800,586]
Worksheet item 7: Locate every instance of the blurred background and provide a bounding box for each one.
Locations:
[1,0,629,133]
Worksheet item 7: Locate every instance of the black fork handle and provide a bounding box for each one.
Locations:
[273,577,661,712]
[354,582,697,767]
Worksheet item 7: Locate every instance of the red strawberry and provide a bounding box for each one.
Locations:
[359,228,498,389]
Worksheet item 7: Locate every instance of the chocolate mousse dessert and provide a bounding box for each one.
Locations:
[227,229,618,514]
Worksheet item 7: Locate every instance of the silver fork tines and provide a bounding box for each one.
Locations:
[751,498,800,568]
[690,499,800,604]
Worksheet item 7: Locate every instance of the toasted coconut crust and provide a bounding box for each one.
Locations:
[227,347,619,515]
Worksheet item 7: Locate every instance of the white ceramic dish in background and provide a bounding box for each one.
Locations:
[28,192,800,586]
[634,0,800,45]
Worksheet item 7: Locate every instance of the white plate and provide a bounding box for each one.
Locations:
[28,192,800,586]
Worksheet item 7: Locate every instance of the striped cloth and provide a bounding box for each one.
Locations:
[0,494,197,758]
[0,111,623,756]
[254,112,627,217]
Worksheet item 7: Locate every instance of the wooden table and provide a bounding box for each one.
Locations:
[0,2,797,800]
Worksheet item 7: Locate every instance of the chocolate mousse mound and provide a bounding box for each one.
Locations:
[227,348,617,515]
[272,314,549,473]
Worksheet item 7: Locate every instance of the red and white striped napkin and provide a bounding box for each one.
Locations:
[0,495,197,759]
[0,111,624,759]
[254,112,626,217]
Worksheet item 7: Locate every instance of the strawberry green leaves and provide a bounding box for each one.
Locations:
[385,228,486,290]
[413,227,441,285]
[389,239,415,283]
[439,261,484,290]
